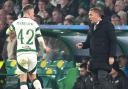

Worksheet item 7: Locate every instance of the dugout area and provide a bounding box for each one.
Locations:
[0,28,127,89]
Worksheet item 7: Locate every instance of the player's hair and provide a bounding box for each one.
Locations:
[80,63,87,69]
[22,4,34,13]
[89,7,104,17]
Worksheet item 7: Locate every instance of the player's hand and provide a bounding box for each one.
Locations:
[45,47,51,53]
[76,43,83,49]
[109,57,115,65]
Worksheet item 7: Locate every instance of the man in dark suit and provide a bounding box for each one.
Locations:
[76,7,116,89]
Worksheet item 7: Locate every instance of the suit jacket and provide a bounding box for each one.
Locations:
[82,18,116,72]
[111,73,128,89]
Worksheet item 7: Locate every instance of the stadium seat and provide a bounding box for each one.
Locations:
[6,60,17,75]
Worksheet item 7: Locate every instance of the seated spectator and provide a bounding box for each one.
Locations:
[64,14,74,25]
[75,6,89,25]
[118,54,128,77]
[51,8,63,24]
[37,0,47,18]
[110,61,128,89]
[3,0,16,16]
[42,8,52,24]
[6,13,17,25]
[59,0,78,17]
[65,14,74,20]
[72,62,93,89]
[34,15,43,25]
[117,11,127,25]
[0,9,7,24]
[36,0,54,19]
[111,14,121,25]
[63,19,73,25]
[114,0,127,25]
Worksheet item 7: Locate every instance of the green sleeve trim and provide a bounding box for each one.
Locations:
[36,27,40,31]
[6,24,15,34]
[11,24,15,31]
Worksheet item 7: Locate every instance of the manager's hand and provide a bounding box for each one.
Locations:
[76,43,83,49]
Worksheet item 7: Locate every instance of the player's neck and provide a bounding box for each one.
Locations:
[23,14,30,18]
[23,14,34,20]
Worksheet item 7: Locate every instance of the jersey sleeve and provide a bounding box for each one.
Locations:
[36,27,47,49]
[6,24,15,35]
[35,27,42,38]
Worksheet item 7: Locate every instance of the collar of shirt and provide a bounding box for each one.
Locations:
[96,19,102,25]
[93,19,102,30]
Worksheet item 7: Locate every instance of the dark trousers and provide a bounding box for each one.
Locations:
[92,70,112,89]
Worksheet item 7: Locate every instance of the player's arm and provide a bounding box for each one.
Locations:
[36,28,50,53]
[37,36,46,49]
[37,37,50,53]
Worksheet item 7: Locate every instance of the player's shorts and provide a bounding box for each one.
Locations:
[16,52,37,74]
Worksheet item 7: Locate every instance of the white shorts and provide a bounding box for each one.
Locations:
[16,52,37,74]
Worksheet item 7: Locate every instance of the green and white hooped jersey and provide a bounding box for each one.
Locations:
[7,18,42,53]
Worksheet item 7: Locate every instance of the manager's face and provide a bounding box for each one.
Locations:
[88,10,99,23]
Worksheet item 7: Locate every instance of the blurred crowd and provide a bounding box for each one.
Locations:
[0,0,128,61]
[0,0,128,66]
[0,0,128,26]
